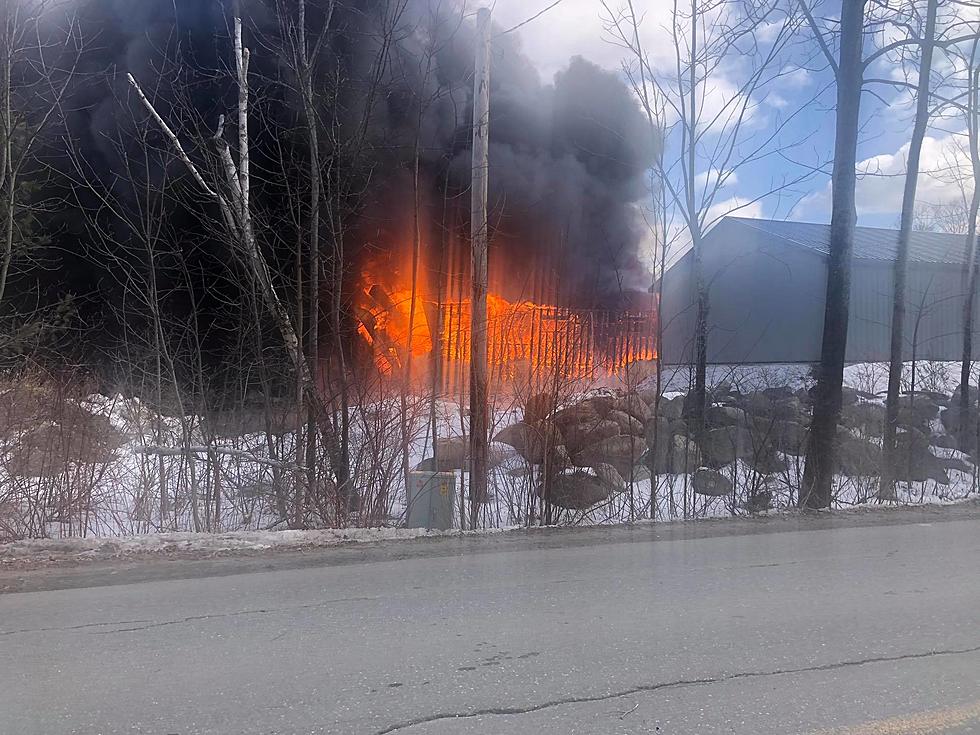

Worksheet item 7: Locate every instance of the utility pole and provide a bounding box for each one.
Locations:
[469,6,491,529]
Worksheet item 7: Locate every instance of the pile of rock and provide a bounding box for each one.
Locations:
[419,378,977,512]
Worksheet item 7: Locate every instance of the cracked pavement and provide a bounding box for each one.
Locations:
[1,506,979,734]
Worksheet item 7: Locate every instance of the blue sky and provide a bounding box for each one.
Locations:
[492,0,972,236]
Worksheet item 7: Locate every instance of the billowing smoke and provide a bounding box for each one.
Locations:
[24,0,657,370]
[341,1,658,306]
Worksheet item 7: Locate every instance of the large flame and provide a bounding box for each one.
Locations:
[354,244,656,391]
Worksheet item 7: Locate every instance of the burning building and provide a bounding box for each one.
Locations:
[352,236,657,393]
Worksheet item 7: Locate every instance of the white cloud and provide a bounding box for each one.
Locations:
[705,196,764,227]
[695,169,739,192]
[802,130,972,219]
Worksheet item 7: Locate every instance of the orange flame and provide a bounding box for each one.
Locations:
[354,245,656,389]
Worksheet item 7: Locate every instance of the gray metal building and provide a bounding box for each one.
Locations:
[659,216,980,364]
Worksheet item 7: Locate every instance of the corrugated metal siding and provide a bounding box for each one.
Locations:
[660,218,980,364]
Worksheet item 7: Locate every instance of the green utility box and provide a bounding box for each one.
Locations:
[406,471,456,530]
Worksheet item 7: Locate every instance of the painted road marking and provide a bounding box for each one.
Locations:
[812,699,980,734]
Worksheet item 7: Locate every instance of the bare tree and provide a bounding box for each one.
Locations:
[126,2,334,519]
[601,0,815,439]
[798,0,867,509]
[0,0,79,356]
[880,0,939,500]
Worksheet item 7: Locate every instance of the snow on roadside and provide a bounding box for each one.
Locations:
[0,525,519,564]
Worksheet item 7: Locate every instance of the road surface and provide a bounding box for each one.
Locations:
[2,506,979,734]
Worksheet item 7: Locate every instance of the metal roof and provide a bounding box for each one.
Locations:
[725,216,970,265]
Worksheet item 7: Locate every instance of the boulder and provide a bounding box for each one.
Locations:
[656,396,684,420]
[841,402,885,437]
[745,490,773,514]
[643,435,700,475]
[523,392,558,424]
[763,385,796,402]
[582,395,619,417]
[896,395,940,430]
[930,433,958,450]
[940,455,973,474]
[693,468,733,497]
[698,425,753,468]
[954,383,979,403]
[835,431,881,477]
[493,422,528,449]
[711,381,733,401]
[553,401,602,430]
[772,396,804,423]
[493,421,565,465]
[572,435,646,478]
[637,386,659,406]
[742,392,772,416]
[644,416,672,452]
[541,464,624,510]
[749,451,789,475]
[607,409,644,437]
[434,436,468,469]
[893,430,950,484]
[615,394,652,423]
[671,434,700,472]
[940,405,979,437]
[562,419,621,456]
[772,421,808,455]
[705,405,748,428]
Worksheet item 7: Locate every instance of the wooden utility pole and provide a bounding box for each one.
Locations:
[469,6,491,529]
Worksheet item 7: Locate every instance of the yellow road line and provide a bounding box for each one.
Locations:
[812,700,980,735]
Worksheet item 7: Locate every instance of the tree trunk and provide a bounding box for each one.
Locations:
[801,0,866,510]
[881,0,938,499]
[960,55,980,453]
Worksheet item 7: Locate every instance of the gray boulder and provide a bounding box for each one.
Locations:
[693,468,733,497]
[541,464,624,510]
[644,416,672,451]
[745,490,773,513]
[698,425,753,468]
[742,392,772,416]
[608,409,644,437]
[940,405,979,437]
[562,419,621,456]
[893,430,950,484]
[523,392,558,424]
[749,451,789,475]
[616,394,652,423]
[656,396,684,420]
[572,435,646,478]
[493,421,565,465]
[896,395,940,430]
[705,404,748,428]
[930,433,958,450]
[940,455,973,474]
[842,402,885,437]
[835,431,881,477]
[772,396,804,423]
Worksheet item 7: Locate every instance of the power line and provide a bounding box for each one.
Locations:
[496,0,567,36]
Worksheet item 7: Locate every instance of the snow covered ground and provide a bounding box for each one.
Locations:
[1,361,977,544]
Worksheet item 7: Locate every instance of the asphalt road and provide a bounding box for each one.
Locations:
[2,508,979,734]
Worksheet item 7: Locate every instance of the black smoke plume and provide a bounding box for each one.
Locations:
[18,0,657,378]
